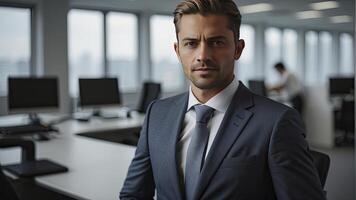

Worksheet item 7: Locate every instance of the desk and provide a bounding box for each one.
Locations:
[0,114,144,200]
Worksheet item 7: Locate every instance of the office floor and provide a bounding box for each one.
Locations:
[312,145,355,200]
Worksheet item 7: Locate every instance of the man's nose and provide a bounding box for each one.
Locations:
[196,43,211,63]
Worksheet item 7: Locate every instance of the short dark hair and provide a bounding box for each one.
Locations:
[173,0,242,41]
[274,62,286,71]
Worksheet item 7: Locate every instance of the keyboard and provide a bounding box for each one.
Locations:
[0,124,57,135]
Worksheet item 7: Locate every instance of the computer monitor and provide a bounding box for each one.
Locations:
[329,77,354,96]
[7,77,59,125]
[78,78,121,117]
[248,80,267,96]
[8,77,59,114]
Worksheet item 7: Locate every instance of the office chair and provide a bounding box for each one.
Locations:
[309,150,330,188]
[335,100,354,146]
[248,79,267,96]
[290,93,304,115]
[136,82,162,113]
[123,82,161,144]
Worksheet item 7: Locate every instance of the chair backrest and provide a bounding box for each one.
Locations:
[340,100,355,132]
[309,150,330,188]
[137,82,161,113]
[248,79,267,96]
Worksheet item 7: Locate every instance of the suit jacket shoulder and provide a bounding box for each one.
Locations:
[150,92,188,110]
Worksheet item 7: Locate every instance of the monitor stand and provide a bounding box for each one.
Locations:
[28,113,42,125]
[27,113,58,132]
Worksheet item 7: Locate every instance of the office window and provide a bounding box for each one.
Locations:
[282,29,298,76]
[107,12,138,91]
[0,6,31,96]
[305,31,318,85]
[265,27,282,85]
[150,15,183,92]
[68,9,104,96]
[340,33,354,75]
[320,31,334,82]
[237,24,255,84]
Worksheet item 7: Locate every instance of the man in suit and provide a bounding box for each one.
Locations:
[120,0,325,199]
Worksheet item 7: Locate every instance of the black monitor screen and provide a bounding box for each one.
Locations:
[79,78,121,107]
[329,77,354,95]
[8,77,59,110]
[248,80,267,96]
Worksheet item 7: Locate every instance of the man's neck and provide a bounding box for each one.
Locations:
[191,78,234,103]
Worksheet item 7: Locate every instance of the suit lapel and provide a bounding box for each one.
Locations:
[163,93,188,199]
[194,83,255,199]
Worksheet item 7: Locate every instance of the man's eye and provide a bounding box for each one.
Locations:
[210,40,225,47]
[184,41,197,48]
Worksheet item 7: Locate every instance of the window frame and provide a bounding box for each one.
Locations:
[339,32,355,75]
[236,23,257,84]
[0,3,34,97]
[149,13,186,92]
[68,7,140,96]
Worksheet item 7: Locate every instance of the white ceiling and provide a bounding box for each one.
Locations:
[72,0,355,32]
[236,0,355,32]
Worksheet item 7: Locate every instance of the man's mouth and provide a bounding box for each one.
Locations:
[193,67,218,71]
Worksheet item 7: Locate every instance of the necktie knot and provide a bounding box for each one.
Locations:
[194,104,214,124]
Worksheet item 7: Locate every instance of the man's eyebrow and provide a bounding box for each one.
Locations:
[181,37,198,42]
[180,36,228,42]
[207,36,227,40]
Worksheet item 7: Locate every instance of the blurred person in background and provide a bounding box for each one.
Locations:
[268,62,304,115]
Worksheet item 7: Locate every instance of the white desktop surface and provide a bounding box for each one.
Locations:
[36,137,136,200]
[0,114,144,200]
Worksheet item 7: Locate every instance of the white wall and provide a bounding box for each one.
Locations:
[303,86,334,148]
[39,0,70,114]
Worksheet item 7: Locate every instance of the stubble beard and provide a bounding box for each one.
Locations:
[188,62,235,91]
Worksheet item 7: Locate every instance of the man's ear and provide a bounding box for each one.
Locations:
[174,42,181,61]
[234,39,245,60]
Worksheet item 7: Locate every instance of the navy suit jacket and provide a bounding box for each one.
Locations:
[120,82,325,200]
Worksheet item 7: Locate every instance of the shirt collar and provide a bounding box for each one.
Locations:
[187,77,239,113]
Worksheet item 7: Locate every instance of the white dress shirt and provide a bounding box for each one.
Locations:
[279,71,302,99]
[177,78,239,178]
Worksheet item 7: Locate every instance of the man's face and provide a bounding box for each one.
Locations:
[174,14,244,92]
[277,68,284,75]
